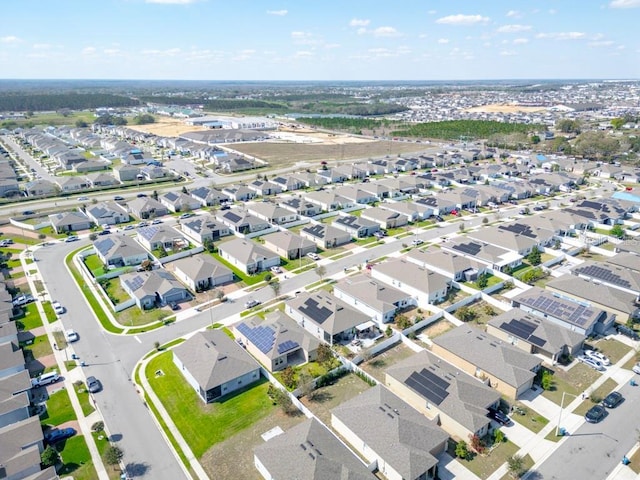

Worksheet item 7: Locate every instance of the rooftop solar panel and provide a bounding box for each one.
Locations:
[404,368,450,406]
[299,298,333,324]
[452,242,482,256]
[237,323,276,354]
[277,340,300,354]
[224,211,242,223]
[574,264,632,289]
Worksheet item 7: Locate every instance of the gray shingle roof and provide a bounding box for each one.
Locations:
[172,254,233,283]
[373,259,450,296]
[334,273,409,315]
[121,270,187,299]
[94,235,147,261]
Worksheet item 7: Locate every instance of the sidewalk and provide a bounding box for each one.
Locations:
[21,247,110,480]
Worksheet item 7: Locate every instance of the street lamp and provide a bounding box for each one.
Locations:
[556,391,578,437]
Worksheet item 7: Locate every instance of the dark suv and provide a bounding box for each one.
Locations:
[616,324,640,341]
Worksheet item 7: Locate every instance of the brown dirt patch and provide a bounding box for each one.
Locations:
[361,342,417,382]
[200,408,305,480]
[300,373,372,425]
[127,116,210,137]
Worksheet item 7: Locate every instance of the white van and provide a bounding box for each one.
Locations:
[31,371,60,388]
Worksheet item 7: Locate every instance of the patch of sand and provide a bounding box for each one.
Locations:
[128,116,209,137]
[465,104,548,113]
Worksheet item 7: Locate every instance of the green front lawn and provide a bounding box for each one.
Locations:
[116,306,170,327]
[99,278,131,305]
[22,334,53,360]
[41,388,77,426]
[572,378,618,416]
[42,301,58,323]
[541,363,603,406]
[587,338,632,364]
[56,435,97,480]
[74,382,96,417]
[15,302,43,330]
[208,251,268,285]
[510,404,549,434]
[83,254,105,277]
[146,352,275,458]
[451,438,521,479]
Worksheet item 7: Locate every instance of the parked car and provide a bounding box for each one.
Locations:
[488,407,512,426]
[151,219,163,225]
[602,391,623,408]
[138,221,149,228]
[98,230,111,236]
[411,238,424,246]
[585,404,607,423]
[179,212,194,219]
[64,235,79,243]
[0,239,14,247]
[22,210,35,215]
[77,196,89,201]
[577,355,605,371]
[44,427,77,445]
[306,252,320,261]
[52,301,65,314]
[12,294,34,307]
[31,371,60,387]
[170,302,180,311]
[220,204,230,210]
[244,299,260,309]
[616,324,640,341]
[633,363,640,375]
[270,266,282,274]
[123,225,135,231]
[137,193,148,198]
[113,195,125,201]
[86,376,102,393]
[585,350,611,366]
[65,329,79,343]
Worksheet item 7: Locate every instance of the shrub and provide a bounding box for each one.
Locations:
[91,421,105,432]
[493,429,505,443]
[455,440,469,459]
[281,366,297,389]
[41,445,59,467]
[469,434,486,454]
[315,367,348,388]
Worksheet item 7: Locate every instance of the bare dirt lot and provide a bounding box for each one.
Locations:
[127,117,209,137]
[228,140,428,167]
[464,104,548,114]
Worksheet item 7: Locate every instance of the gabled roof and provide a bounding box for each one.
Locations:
[48,210,91,228]
[433,325,540,389]
[254,418,374,480]
[126,196,167,214]
[571,260,640,293]
[86,201,127,221]
[137,225,184,243]
[331,385,447,479]
[173,330,258,390]
[218,238,278,265]
[333,214,378,231]
[287,292,371,335]
[93,235,147,261]
[302,224,350,242]
[262,230,315,252]
[121,270,187,299]
[443,238,522,266]
[386,350,499,433]
[372,259,450,296]
[0,416,45,477]
[406,249,483,277]
[247,202,294,219]
[173,254,233,283]
[334,274,409,315]
[360,207,408,224]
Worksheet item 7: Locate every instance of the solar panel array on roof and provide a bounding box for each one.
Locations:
[520,293,595,327]
[499,318,546,348]
[224,211,242,223]
[277,340,300,354]
[580,200,608,212]
[452,241,482,256]
[125,275,145,292]
[299,298,333,325]
[95,238,115,256]
[302,224,325,238]
[138,225,160,241]
[404,367,450,406]
[236,323,275,354]
[499,223,536,238]
[574,264,632,289]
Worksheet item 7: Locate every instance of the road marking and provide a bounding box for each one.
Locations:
[134,335,142,344]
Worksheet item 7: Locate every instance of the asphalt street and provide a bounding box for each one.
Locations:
[532,380,640,479]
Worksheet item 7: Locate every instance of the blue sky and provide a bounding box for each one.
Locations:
[1,0,639,80]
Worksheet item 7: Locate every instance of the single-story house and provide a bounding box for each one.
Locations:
[136,225,189,253]
[120,270,190,309]
[280,197,322,217]
[0,416,50,480]
[173,329,260,403]
[217,210,271,235]
[94,235,149,268]
[160,192,201,213]
[113,164,140,182]
[172,254,234,291]
[24,179,57,197]
[86,201,130,226]
[222,185,256,202]
[0,370,32,429]
[332,385,448,480]
[332,215,380,238]
[300,224,352,249]
[431,325,542,400]
[333,273,415,325]
[190,186,229,207]
[0,342,25,380]
[234,311,320,373]
[180,215,231,244]
[261,231,316,260]
[487,309,584,363]
[86,172,119,187]
[217,238,280,275]
[406,249,487,282]
[360,207,409,230]
[285,292,374,345]
[247,203,298,225]
[49,210,93,234]
[126,197,169,220]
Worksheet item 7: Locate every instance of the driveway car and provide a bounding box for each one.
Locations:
[616,324,640,341]
[86,376,102,393]
[151,219,163,225]
[170,302,180,311]
[12,294,34,306]
[270,266,282,274]
[602,391,623,408]
[488,407,512,426]
[98,230,111,236]
[44,427,76,445]
[123,225,135,231]
[585,350,611,366]
[577,355,605,371]
[633,363,640,375]
[52,301,65,314]
[306,252,320,261]
[65,329,79,343]
[585,405,607,423]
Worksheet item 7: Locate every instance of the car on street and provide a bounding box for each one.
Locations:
[178,212,194,219]
[585,404,607,423]
[44,427,76,445]
[577,355,605,371]
[633,363,640,375]
[52,301,65,314]
[151,219,163,225]
[98,230,111,236]
[77,196,89,201]
[137,193,147,198]
[244,299,260,309]
[488,407,512,426]
[270,266,282,274]
[65,329,79,343]
[411,238,424,246]
[616,324,640,341]
[307,252,320,261]
[86,376,102,393]
[22,210,35,215]
[138,221,149,228]
[123,225,135,231]
[64,235,79,243]
[585,350,611,366]
[220,204,230,210]
[602,391,623,408]
[113,195,125,201]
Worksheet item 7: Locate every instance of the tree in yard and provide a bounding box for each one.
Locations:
[482,217,489,225]
[315,265,326,280]
[297,372,316,400]
[610,224,625,239]
[269,279,281,299]
[41,445,60,467]
[527,246,541,266]
[611,117,625,130]
[281,366,297,389]
[455,306,476,322]
[385,325,393,337]
[395,314,412,330]
[89,233,98,241]
[483,304,496,316]
[140,259,153,271]
[455,440,469,460]
[521,267,546,284]
[316,343,333,366]
[507,454,525,478]
[539,370,553,391]
[203,238,215,253]
[104,445,124,470]
[38,233,46,242]
[270,386,297,415]
[493,429,505,444]
[469,433,485,454]
[476,273,489,289]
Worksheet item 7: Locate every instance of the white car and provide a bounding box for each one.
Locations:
[585,350,611,366]
[270,266,282,274]
[411,238,424,246]
[633,363,640,375]
[306,252,320,261]
[77,196,89,201]
[64,235,79,243]
[65,329,79,343]
[577,355,605,371]
[151,219,163,225]
[52,301,65,314]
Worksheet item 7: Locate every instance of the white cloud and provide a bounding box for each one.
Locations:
[437,38,450,44]
[506,10,522,18]
[32,43,51,50]
[536,32,586,40]
[140,47,182,56]
[436,14,490,25]
[589,40,615,47]
[145,0,198,4]
[500,50,517,56]
[427,10,437,15]
[497,24,531,33]
[513,38,529,44]
[103,48,122,56]
[324,43,340,49]
[81,47,97,55]
[349,18,370,27]
[373,26,400,37]
[267,9,287,16]
[610,0,640,7]
[0,36,21,44]
[418,33,428,38]
[357,27,367,35]
[294,51,314,58]
[548,9,557,14]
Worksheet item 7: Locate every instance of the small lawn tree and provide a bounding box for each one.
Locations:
[476,273,489,289]
[455,440,469,460]
[507,454,525,478]
[315,265,326,280]
[104,445,124,470]
[41,445,59,468]
[610,224,625,239]
[455,306,476,322]
[281,366,297,389]
[527,246,541,266]
[317,343,333,366]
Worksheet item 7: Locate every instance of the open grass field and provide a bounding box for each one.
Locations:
[146,351,275,458]
[228,140,427,167]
